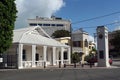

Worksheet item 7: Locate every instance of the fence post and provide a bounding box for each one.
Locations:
[64,63,66,68]
[44,61,46,68]
[74,62,76,68]
[59,61,61,68]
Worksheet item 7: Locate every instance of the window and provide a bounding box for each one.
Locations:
[29,23,37,26]
[73,41,81,47]
[64,51,67,60]
[56,24,64,27]
[22,50,26,61]
[36,53,39,61]
[43,24,50,26]
[38,24,42,26]
[65,43,69,45]
[89,46,91,49]
[51,24,56,26]
[84,39,88,47]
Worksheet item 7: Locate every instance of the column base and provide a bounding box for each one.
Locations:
[18,66,23,69]
[52,63,56,66]
[32,65,36,67]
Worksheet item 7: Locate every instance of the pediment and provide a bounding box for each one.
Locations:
[28,27,51,38]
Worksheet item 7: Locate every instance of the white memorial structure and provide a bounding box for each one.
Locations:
[97,26,110,67]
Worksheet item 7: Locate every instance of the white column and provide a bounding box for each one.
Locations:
[52,47,56,65]
[32,45,36,67]
[68,47,71,64]
[61,47,64,65]
[43,46,47,66]
[18,44,23,69]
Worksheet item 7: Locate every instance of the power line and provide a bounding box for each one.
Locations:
[72,11,120,24]
[76,21,120,29]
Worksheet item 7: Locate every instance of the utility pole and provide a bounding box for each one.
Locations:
[70,23,73,55]
[93,33,97,49]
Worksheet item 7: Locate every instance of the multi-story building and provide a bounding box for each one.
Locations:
[72,28,89,63]
[28,16,71,36]
[55,28,90,55]
[72,28,89,55]
[108,30,119,56]
[108,31,115,51]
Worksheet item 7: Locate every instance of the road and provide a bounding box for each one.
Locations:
[0,68,120,80]
[0,60,120,80]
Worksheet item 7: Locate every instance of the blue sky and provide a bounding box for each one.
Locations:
[55,0,120,35]
[16,0,120,36]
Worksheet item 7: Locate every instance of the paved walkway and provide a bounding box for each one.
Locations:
[0,63,119,71]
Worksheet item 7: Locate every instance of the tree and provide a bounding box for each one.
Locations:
[52,30,70,38]
[71,52,80,63]
[0,0,17,53]
[110,30,120,55]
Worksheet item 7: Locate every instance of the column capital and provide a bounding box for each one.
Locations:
[53,46,56,49]
[43,46,47,48]
[18,43,23,48]
[61,47,64,50]
[32,44,36,46]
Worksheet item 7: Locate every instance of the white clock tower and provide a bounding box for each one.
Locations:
[97,26,110,67]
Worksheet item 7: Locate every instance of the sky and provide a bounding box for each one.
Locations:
[15,0,120,41]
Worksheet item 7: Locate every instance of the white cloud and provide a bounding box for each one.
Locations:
[88,35,94,42]
[114,26,120,31]
[15,0,65,29]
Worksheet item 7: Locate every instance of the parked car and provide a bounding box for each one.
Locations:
[87,56,113,65]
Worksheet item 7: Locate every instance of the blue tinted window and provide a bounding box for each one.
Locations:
[38,24,42,26]
[29,23,37,26]
[51,24,56,26]
[56,24,64,27]
[43,24,50,26]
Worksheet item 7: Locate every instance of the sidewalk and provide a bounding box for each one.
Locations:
[0,64,119,71]
[20,63,119,70]
[45,64,119,69]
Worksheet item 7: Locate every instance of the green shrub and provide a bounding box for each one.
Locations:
[84,53,94,61]
[71,52,80,63]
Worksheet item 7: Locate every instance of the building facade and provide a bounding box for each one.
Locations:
[5,26,71,69]
[108,31,115,51]
[108,30,119,56]
[28,16,71,36]
[55,37,71,46]
[72,28,89,55]
[89,41,96,52]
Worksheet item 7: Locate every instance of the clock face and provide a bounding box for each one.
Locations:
[99,34,103,39]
